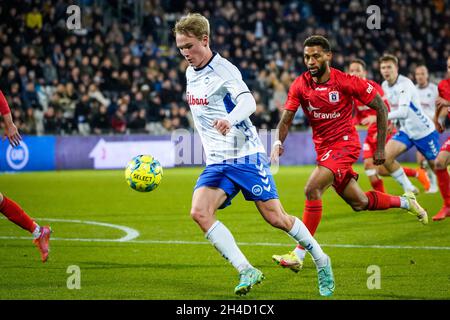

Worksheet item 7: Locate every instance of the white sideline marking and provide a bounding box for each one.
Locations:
[1,217,449,250]
[126,240,450,251]
[0,217,140,242]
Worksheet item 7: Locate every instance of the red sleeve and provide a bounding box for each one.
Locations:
[352,99,363,124]
[368,79,391,111]
[344,74,378,106]
[284,77,303,112]
[438,80,450,101]
[0,90,11,115]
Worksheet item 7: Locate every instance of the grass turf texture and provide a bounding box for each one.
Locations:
[0,165,449,300]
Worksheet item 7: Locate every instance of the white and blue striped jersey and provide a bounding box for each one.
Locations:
[185,52,265,164]
[382,75,435,140]
[416,82,438,121]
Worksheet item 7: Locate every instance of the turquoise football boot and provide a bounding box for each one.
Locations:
[317,255,335,297]
[234,267,265,296]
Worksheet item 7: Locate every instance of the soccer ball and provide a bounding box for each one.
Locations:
[125,155,163,192]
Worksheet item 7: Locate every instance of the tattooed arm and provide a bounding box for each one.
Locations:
[366,93,388,165]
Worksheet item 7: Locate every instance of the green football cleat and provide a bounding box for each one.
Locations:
[234,267,265,296]
[403,191,428,225]
[272,251,303,273]
[317,255,335,297]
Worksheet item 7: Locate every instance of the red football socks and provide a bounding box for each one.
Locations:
[403,167,417,177]
[0,196,36,233]
[435,169,450,207]
[365,190,401,210]
[296,199,322,250]
[370,178,385,193]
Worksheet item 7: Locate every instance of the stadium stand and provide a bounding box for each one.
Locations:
[0,0,449,135]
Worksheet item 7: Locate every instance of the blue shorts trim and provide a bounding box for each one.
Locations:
[194,153,279,209]
[392,130,440,160]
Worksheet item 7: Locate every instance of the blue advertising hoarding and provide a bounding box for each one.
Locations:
[0,136,56,172]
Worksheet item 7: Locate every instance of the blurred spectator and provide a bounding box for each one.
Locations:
[43,106,62,134]
[91,104,111,135]
[26,7,43,30]
[74,94,92,135]
[251,104,271,129]
[43,57,58,84]
[23,107,37,135]
[23,82,43,111]
[128,109,148,133]
[111,103,127,134]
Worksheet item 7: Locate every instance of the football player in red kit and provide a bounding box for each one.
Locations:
[271,36,428,271]
[0,90,52,262]
[433,56,450,221]
[349,59,430,193]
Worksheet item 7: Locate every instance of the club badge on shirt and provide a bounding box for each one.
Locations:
[329,91,340,103]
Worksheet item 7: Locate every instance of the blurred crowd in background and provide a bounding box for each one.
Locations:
[0,0,449,135]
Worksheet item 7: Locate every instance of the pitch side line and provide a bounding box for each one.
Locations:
[0,217,140,242]
[1,217,449,250]
[126,240,450,251]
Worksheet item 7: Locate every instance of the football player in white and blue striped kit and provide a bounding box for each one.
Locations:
[174,13,334,297]
[380,55,440,194]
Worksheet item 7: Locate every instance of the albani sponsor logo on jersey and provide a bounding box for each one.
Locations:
[187,92,209,106]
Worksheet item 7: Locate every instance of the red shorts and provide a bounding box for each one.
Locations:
[317,137,361,194]
[440,137,450,153]
[362,125,396,160]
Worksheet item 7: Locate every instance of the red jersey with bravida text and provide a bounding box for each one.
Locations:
[285,67,377,152]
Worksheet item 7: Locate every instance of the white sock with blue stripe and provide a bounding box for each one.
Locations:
[205,221,252,273]
[288,217,327,268]
[391,167,416,192]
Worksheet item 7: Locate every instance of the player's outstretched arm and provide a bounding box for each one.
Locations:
[0,90,22,147]
[367,93,388,165]
[434,100,449,133]
[2,112,22,147]
[271,110,295,161]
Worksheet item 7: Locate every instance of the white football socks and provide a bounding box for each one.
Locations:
[391,167,416,192]
[294,246,307,261]
[400,196,410,209]
[205,221,252,273]
[287,217,327,268]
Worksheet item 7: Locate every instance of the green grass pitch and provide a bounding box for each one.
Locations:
[0,165,449,300]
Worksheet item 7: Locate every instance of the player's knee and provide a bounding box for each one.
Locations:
[190,206,210,223]
[304,185,322,200]
[383,156,394,167]
[435,159,447,170]
[0,192,3,203]
[261,205,291,231]
[350,197,368,212]
[269,213,291,231]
